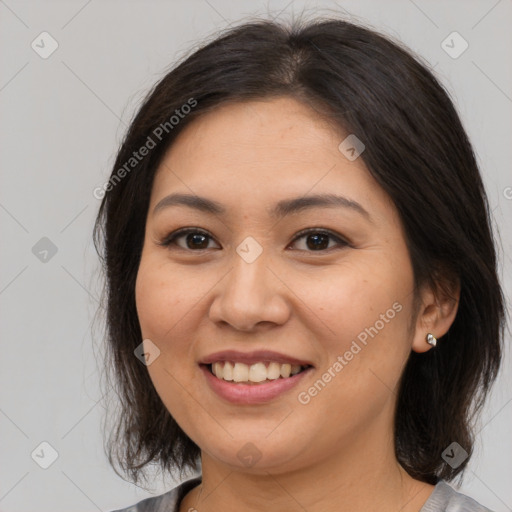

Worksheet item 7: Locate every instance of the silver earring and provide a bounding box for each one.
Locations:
[426,333,437,347]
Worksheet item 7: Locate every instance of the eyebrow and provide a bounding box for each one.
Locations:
[153,192,372,222]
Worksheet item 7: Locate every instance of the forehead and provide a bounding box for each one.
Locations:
[150,97,394,222]
[159,97,343,171]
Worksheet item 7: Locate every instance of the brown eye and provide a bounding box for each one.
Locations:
[160,228,220,251]
[183,232,210,249]
[290,229,349,252]
[160,227,348,253]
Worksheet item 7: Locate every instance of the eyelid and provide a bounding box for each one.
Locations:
[288,227,350,251]
[158,226,351,251]
[158,227,218,249]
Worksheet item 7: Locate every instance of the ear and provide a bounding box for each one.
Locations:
[411,275,460,354]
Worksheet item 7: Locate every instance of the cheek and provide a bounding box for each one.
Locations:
[309,256,412,345]
[135,255,205,342]
[303,256,414,402]
[135,263,176,340]
[134,257,200,396]
[134,256,206,437]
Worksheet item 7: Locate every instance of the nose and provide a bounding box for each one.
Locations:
[208,250,291,332]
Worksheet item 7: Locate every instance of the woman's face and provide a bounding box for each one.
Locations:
[135,97,425,474]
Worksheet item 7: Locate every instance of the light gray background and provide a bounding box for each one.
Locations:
[1,1,511,511]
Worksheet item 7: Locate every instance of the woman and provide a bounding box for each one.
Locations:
[95,16,505,512]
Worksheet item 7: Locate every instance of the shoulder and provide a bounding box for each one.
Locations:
[109,476,202,512]
[421,481,494,512]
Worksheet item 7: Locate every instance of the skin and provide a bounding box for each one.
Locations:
[135,97,459,512]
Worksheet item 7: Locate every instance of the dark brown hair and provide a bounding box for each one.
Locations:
[93,16,505,487]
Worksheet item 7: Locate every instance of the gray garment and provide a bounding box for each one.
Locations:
[110,477,494,512]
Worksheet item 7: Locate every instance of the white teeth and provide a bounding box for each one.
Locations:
[267,362,281,380]
[210,361,307,383]
[233,362,249,382]
[280,363,291,378]
[249,362,267,382]
[223,361,234,381]
[213,362,223,379]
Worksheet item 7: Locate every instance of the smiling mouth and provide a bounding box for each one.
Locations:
[205,361,311,384]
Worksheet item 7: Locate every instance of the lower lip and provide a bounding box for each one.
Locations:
[200,364,313,404]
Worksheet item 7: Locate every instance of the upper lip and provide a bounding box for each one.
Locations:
[199,350,314,367]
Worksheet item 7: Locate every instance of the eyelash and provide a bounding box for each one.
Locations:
[158,227,350,253]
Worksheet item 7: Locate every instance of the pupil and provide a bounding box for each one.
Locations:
[187,233,208,249]
[307,233,329,250]
[184,233,330,250]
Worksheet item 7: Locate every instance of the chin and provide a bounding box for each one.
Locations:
[200,435,311,474]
